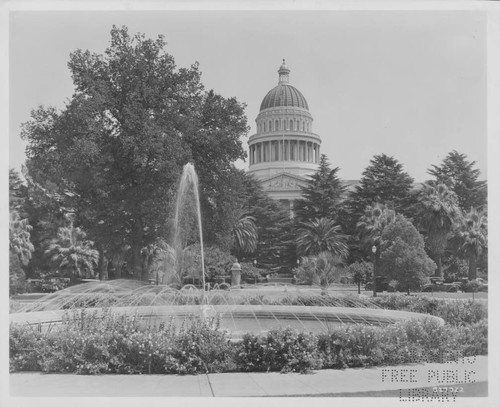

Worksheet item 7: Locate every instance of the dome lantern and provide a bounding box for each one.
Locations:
[278,59,290,84]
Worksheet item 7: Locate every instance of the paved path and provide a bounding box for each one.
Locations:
[10,356,487,397]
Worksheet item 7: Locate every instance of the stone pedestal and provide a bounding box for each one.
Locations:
[231,262,241,286]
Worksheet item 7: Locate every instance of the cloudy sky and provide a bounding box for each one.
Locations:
[9,9,487,182]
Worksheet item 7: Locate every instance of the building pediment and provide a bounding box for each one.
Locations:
[260,173,307,192]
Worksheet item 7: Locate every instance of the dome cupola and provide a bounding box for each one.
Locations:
[260,59,309,111]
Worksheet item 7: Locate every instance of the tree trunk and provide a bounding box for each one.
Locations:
[115,261,122,279]
[468,255,477,280]
[132,219,144,281]
[70,266,79,286]
[100,255,109,281]
[373,251,380,297]
[434,255,442,278]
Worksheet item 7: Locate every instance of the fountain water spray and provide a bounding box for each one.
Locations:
[173,163,207,304]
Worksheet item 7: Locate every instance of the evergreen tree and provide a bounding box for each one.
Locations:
[428,150,487,210]
[348,154,414,219]
[241,174,295,269]
[294,154,347,223]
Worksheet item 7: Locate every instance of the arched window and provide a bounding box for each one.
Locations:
[302,121,305,131]
[275,120,279,131]
[290,120,293,130]
[269,121,272,131]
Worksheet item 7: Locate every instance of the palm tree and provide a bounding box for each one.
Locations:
[9,210,34,266]
[357,203,396,296]
[451,208,487,280]
[147,240,177,285]
[232,214,258,259]
[45,215,99,284]
[296,217,349,258]
[297,252,344,295]
[417,182,460,277]
[9,210,34,294]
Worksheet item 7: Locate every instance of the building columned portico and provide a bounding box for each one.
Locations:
[248,60,321,212]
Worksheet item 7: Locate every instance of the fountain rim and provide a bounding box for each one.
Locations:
[9,304,445,328]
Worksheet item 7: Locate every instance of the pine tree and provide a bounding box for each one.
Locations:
[428,150,487,211]
[294,154,347,223]
[348,154,414,219]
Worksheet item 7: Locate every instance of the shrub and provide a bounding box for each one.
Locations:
[9,323,44,372]
[236,328,322,373]
[164,318,235,374]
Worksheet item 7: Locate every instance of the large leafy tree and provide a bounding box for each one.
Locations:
[296,217,349,259]
[348,154,414,219]
[450,208,487,280]
[428,151,487,211]
[416,182,461,277]
[21,26,248,281]
[294,154,347,223]
[356,203,396,296]
[380,215,436,294]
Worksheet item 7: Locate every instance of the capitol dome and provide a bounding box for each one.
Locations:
[260,85,309,111]
[248,60,322,208]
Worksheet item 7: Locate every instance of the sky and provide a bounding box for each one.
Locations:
[9,9,487,182]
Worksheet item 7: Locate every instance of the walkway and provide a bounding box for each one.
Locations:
[10,356,488,397]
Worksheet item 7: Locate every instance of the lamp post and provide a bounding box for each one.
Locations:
[253,259,257,285]
[372,245,377,298]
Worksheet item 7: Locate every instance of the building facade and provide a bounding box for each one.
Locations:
[248,60,321,212]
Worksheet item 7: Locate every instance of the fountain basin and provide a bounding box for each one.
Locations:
[10,305,444,339]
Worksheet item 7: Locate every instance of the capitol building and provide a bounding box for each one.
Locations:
[248,60,321,212]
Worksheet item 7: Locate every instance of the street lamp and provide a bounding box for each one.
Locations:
[253,259,257,285]
[372,245,377,297]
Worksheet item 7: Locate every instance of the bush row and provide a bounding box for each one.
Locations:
[10,310,487,375]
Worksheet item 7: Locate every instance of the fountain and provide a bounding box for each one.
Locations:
[173,163,207,302]
[10,164,444,339]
